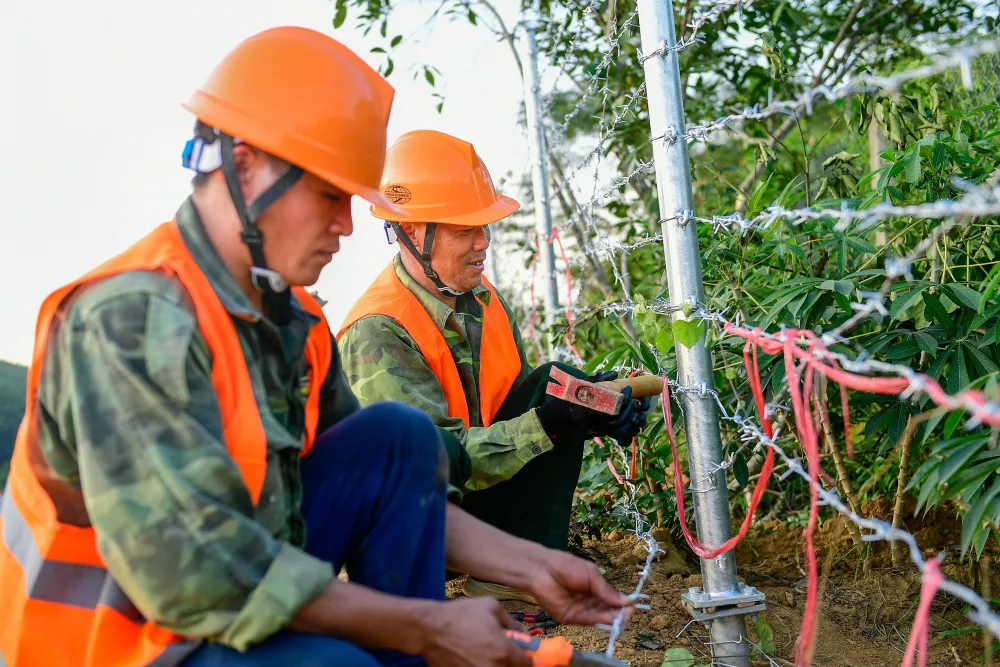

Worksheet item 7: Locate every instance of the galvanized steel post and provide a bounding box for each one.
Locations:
[636,0,755,663]
[521,14,559,354]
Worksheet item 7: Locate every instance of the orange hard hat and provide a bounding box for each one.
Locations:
[370,129,520,226]
[182,26,398,211]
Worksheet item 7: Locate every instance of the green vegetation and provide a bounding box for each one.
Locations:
[0,361,27,487]
[333,1,1000,559]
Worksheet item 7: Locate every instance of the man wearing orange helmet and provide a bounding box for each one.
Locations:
[0,28,631,667]
[338,130,650,604]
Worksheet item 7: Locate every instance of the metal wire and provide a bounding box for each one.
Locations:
[599,437,663,656]
[661,40,1000,146]
[572,38,1000,264]
[511,2,1000,661]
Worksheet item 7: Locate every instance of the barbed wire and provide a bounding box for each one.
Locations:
[552,0,755,189]
[552,9,640,136]
[571,174,1000,661]
[573,176,1000,267]
[638,0,754,63]
[556,38,1000,274]
[695,382,1000,640]
[513,1,1000,661]
[657,40,1000,146]
[539,0,758,291]
[598,436,660,656]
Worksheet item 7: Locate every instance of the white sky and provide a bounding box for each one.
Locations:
[0,0,531,365]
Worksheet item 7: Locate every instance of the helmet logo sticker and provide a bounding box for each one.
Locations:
[384,184,412,204]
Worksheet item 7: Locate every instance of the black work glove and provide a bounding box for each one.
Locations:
[535,369,619,435]
[583,370,652,443]
[586,370,652,442]
[586,370,620,383]
[536,382,651,444]
[605,390,652,445]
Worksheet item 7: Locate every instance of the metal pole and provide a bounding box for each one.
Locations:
[521,14,559,355]
[636,0,755,664]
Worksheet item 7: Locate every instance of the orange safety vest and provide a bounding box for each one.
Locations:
[0,220,332,667]
[337,262,521,427]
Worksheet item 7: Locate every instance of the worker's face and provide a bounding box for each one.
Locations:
[241,150,353,287]
[409,222,491,293]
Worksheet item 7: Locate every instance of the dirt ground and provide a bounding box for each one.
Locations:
[449,501,995,666]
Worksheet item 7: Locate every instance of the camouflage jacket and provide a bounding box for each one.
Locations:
[31,198,359,651]
[339,255,554,491]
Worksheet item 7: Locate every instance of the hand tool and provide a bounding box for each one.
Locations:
[504,630,628,667]
[544,367,663,416]
[509,610,560,635]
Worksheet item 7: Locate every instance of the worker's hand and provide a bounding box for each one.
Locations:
[527,550,635,628]
[420,597,533,667]
[605,390,652,445]
[536,385,649,442]
[585,370,619,383]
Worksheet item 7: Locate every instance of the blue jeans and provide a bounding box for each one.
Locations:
[182,402,448,666]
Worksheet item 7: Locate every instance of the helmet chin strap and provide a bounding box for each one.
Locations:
[183,123,305,324]
[217,133,304,325]
[387,221,467,298]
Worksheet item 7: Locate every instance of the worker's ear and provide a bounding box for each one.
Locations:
[399,221,422,246]
[231,144,275,198]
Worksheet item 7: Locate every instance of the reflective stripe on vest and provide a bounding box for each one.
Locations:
[3,492,107,610]
[0,219,332,667]
[337,261,521,427]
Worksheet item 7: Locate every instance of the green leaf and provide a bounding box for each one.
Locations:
[970,103,1000,116]
[943,283,983,310]
[672,319,706,348]
[467,10,477,25]
[888,404,911,444]
[865,402,908,441]
[583,345,628,375]
[904,147,922,183]
[915,469,941,513]
[384,58,394,77]
[885,339,919,361]
[655,328,675,354]
[971,302,1000,330]
[662,648,695,667]
[962,479,1000,556]
[733,453,749,488]
[424,68,436,86]
[638,341,660,374]
[937,438,988,486]
[891,287,927,321]
[818,279,855,296]
[333,0,348,28]
[370,46,386,54]
[932,142,949,168]
[754,618,777,654]
[390,34,403,47]
[845,236,877,254]
[923,293,955,336]
[943,410,965,439]
[760,290,807,329]
[914,331,938,356]
[949,346,970,395]
[980,264,1000,311]
[746,172,775,218]
[966,343,1000,376]
[973,520,992,558]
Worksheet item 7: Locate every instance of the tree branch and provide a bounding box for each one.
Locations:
[733,0,872,211]
[548,148,615,297]
[890,411,935,567]
[473,0,522,76]
[815,378,863,549]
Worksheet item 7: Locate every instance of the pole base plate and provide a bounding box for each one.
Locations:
[681,583,767,623]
